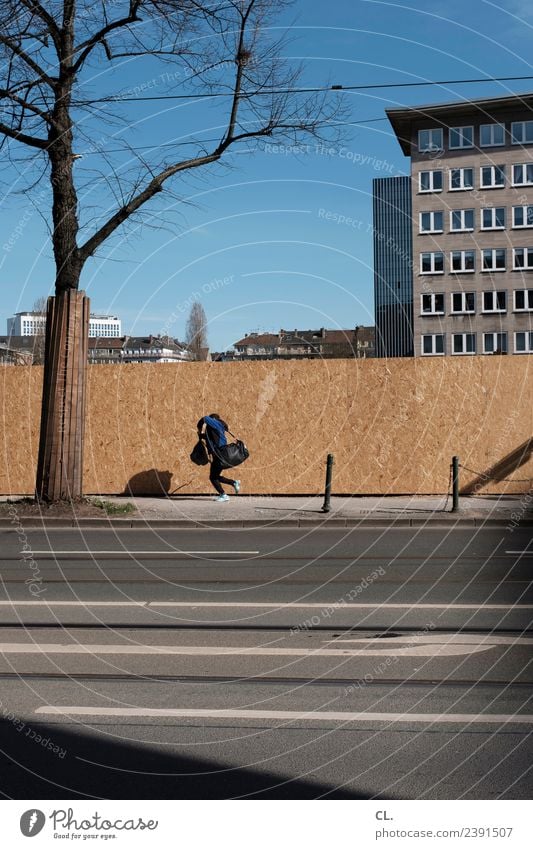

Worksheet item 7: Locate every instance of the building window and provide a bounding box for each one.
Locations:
[449,126,474,149]
[420,252,444,274]
[450,209,475,231]
[479,123,505,147]
[451,250,475,273]
[482,290,507,312]
[452,333,476,355]
[482,249,506,271]
[514,289,533,311]
[419,170,443,192]
[480,165,505,188]
[418,128,443,152]
[421,334,445,355]
[481,207,505,230]
[449,167,474,191]
[451,292,475,313]
[513,247,533,270]
[511,121,533,145]
[419,211,443,233]
[483,332,508,354]
[512,205,533,228]
[421,293,444,315]
[512,163,533,186]
[515,331,533,353]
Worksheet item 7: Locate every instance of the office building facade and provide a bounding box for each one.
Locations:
[373,176,414,357]
[387,93,533,356]
[7,311,122,338]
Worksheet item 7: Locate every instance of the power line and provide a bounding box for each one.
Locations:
[84,116,386,156]
[83,73,533,104]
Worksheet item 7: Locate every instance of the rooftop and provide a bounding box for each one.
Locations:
[387,91,533,156]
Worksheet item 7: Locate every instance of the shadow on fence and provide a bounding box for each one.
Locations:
[460,438,533,495]
[124,468,173,496]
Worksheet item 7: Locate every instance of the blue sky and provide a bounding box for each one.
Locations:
[2,0,533,350]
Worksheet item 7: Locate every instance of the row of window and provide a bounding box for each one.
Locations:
[421,332,533,355]
[419,205,533,233]
[418,121,533,153]
[421,289,533,315]
[419,163,533,193]
[420,249,533,273]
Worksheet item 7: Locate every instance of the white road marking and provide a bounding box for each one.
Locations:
[0,643,494,657]
[35,706,533,724]
[1,601,529,609]
[505,551,533,555]
[30,551,259,556]
[0,601,146,607]
[149,601,533,610]
[329,635,533,645]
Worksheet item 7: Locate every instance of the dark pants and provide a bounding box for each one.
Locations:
[209,458,235,495]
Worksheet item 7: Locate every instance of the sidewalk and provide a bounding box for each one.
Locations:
[1,493,531,527]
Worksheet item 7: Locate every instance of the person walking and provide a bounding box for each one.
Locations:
[197,413,241,502]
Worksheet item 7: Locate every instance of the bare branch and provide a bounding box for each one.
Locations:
[79,150,221,261]
[19,0,61,48]
[0,117,47,147]
[72,1,142,73]
[0,34,56,87]
[0,86,51,121]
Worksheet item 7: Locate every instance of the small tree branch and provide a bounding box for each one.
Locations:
[78,150,221,261]
[19,0,61,48]
[0,35,56,87]
[72,2,142,73]
[0,87,51,121]
[0,118,47,148]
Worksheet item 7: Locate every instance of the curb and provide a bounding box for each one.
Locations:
[0,516,529,529]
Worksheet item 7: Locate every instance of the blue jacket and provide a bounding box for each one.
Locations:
[197,416,228,452]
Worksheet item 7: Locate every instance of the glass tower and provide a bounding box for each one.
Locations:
[373,176,413,357]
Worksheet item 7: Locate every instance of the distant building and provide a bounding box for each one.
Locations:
[118,336,191,364]
[7,311,122,338]
[89,314,121,338]
[0,336,33,364]
[373,176,414,357]
[232,327,375,360]
[1,334,192,364]
[89,335,192,363]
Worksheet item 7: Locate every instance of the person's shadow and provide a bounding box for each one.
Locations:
[123,469,173,496]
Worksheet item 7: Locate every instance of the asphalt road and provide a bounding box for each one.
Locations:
[0,524,531,800]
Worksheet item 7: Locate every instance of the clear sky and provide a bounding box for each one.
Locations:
[2,0,533,350]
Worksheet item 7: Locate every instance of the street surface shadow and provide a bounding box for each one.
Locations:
[460,439,533,496]
[0,717,365,800]
[124,469,173,496]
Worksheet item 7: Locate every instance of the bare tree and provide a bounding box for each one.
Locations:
[31,295,47,365]
[185,301,208,360]
[0,0,347,500]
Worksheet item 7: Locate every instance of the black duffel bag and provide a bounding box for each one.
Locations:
[216,438,249,469]
[190,439,209,466]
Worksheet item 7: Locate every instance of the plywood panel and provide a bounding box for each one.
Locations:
[0,358,531,495]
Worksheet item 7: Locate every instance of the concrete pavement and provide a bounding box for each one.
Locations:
[1,492,532,526]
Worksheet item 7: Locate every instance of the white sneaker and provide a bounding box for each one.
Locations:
[233,480,241,494]
[214,493,230,502]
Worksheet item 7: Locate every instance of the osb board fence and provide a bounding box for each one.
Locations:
[0,358,532,496]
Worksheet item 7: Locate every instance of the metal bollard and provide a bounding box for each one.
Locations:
[451,456,460,513]
[322,453,334,513]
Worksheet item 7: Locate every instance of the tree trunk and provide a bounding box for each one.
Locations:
[36,290,90,502]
